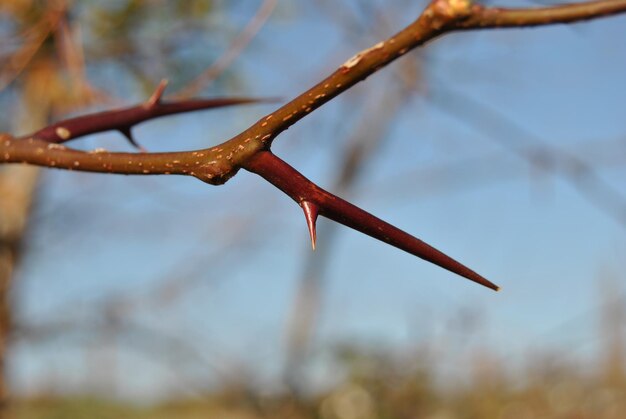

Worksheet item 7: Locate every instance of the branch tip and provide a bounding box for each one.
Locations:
[300,200,319,250]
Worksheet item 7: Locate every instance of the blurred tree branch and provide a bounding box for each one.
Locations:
[172,0,278,99]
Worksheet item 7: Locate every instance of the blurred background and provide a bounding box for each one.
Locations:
[1,0,626,417]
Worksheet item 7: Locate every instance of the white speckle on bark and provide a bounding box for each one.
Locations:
[55,127,71,140]
[340,42,385,70]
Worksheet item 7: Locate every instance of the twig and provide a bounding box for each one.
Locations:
[3,0,626,289]
[458,0,626,28]
[26,79,276,147]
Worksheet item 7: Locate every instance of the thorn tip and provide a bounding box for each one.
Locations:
[119,128,146,152]
[301,201,319,250]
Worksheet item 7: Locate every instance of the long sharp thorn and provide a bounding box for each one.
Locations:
[301,200,319,250]
[244,152,500,291]
[322,201,501,291]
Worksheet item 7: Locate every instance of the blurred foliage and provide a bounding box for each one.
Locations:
[7,343,626,419]
[0,0,240,130]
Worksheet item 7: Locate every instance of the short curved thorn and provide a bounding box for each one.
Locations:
[301,200,319,250]
[119,128,146,152]
[147,79,169,108]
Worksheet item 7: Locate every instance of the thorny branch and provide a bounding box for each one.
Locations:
[26,79,276,149]
[2,0,626,290]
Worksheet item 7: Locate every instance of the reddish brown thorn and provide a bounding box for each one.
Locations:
[119,128,146,152]
[301,200,319,250]
[147,79,168,108]
[244,151,500,292]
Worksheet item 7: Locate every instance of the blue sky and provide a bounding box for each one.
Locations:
[7,0,626,400]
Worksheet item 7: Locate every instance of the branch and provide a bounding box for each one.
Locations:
[5,1,625,180]
[26,79,276,148]
[458,0,626,28]
[2,0,626,290]
[224,0,626,154]
[1,80,276,184]
[1,136,229,182]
